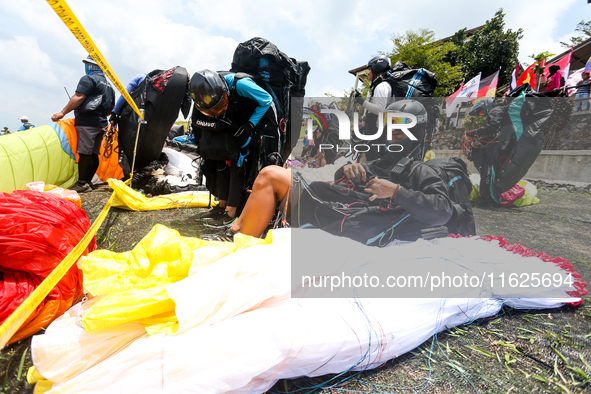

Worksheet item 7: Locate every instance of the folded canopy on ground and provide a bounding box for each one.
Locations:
[0,119,123,193]
[30,228,587,393]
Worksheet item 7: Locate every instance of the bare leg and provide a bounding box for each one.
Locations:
[225,206,237,218]
[316,152,326,168]
[231,166,291,237]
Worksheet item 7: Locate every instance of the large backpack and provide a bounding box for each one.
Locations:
[384,62,439,139]
[229,37,310,161]
[117,66,192,178]
[422,157,476,236]
[385,61,438,98]
[362,61,439,161]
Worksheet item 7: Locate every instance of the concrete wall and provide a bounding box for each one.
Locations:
[433,150,591,183]
[291,143,591,183]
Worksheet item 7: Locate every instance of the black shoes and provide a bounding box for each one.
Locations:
[204,211,237,228]
[198,205,225,219]
[70,182,92,193]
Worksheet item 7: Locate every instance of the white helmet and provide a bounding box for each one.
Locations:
[19,116,28,122]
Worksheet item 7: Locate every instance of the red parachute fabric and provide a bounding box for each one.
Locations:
[449,234,589,300]
[0,190,95,344]
[500,184,526,207]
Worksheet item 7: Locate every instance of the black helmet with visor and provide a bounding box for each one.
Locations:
[190,69,229,117]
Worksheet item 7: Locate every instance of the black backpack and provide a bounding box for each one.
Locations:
[422,157,476,236]
[229,37,310,161]
[117,67,192,178]
[384,62,439,126]
[383,61,438,98]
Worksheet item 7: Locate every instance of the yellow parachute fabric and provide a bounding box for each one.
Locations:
[512,180,540,207]
[79,225,271,335]
[108,179,217,211]
[423,150,436,161]
[468,174,539,206]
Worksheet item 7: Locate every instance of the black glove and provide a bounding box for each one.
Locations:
[109,114,118,126]
[234,121,254,148]
[354,91,365,105]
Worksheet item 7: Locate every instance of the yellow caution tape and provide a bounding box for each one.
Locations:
[46,0,144,120]
[0,192,116,349]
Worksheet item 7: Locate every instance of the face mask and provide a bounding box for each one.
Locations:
[85,63,104,76]
[382,137,416,162]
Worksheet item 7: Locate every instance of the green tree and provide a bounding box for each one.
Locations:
[446,9,523,88]
[529,52,554,91]
[387,28,464,96]
[560,20,591,49]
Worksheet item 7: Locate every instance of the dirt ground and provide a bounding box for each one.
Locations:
[1,186,589,393]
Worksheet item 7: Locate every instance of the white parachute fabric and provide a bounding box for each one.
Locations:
[161,147,199,187]
[31,229,582,393]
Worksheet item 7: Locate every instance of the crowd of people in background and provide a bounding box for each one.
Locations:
[1,116,35,135]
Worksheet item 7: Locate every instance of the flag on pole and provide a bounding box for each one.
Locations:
[516,62,539,89]
[509,60,520,93]
[445,79,464,118]
[445,73,481,117]
[473,69,500,101]
[566,68,584,96]
[543,47,573,86]
[585,55,591,72]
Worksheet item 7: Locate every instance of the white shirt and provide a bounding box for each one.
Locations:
[363,80,392,115]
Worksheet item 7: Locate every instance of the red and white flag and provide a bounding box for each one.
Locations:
[509,60,520,93]
[543,47,573,87]
[445,74,481,117]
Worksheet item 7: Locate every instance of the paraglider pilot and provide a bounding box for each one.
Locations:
[190,69,273,227]
[51,55,115,193]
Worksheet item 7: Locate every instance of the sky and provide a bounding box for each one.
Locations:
[0,0,589,130]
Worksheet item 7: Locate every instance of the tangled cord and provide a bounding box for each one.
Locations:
[460,130,500,156]
[101,124,118,160]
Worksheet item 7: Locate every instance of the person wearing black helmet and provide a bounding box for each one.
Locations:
[190,69,273,227]
[51,55,115,193]
[353,55,393,160]
[384,100,429,160]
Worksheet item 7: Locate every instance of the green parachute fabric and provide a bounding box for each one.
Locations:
[0,124,78,193]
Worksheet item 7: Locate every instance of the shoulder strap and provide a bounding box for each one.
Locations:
[227,72,255,90]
